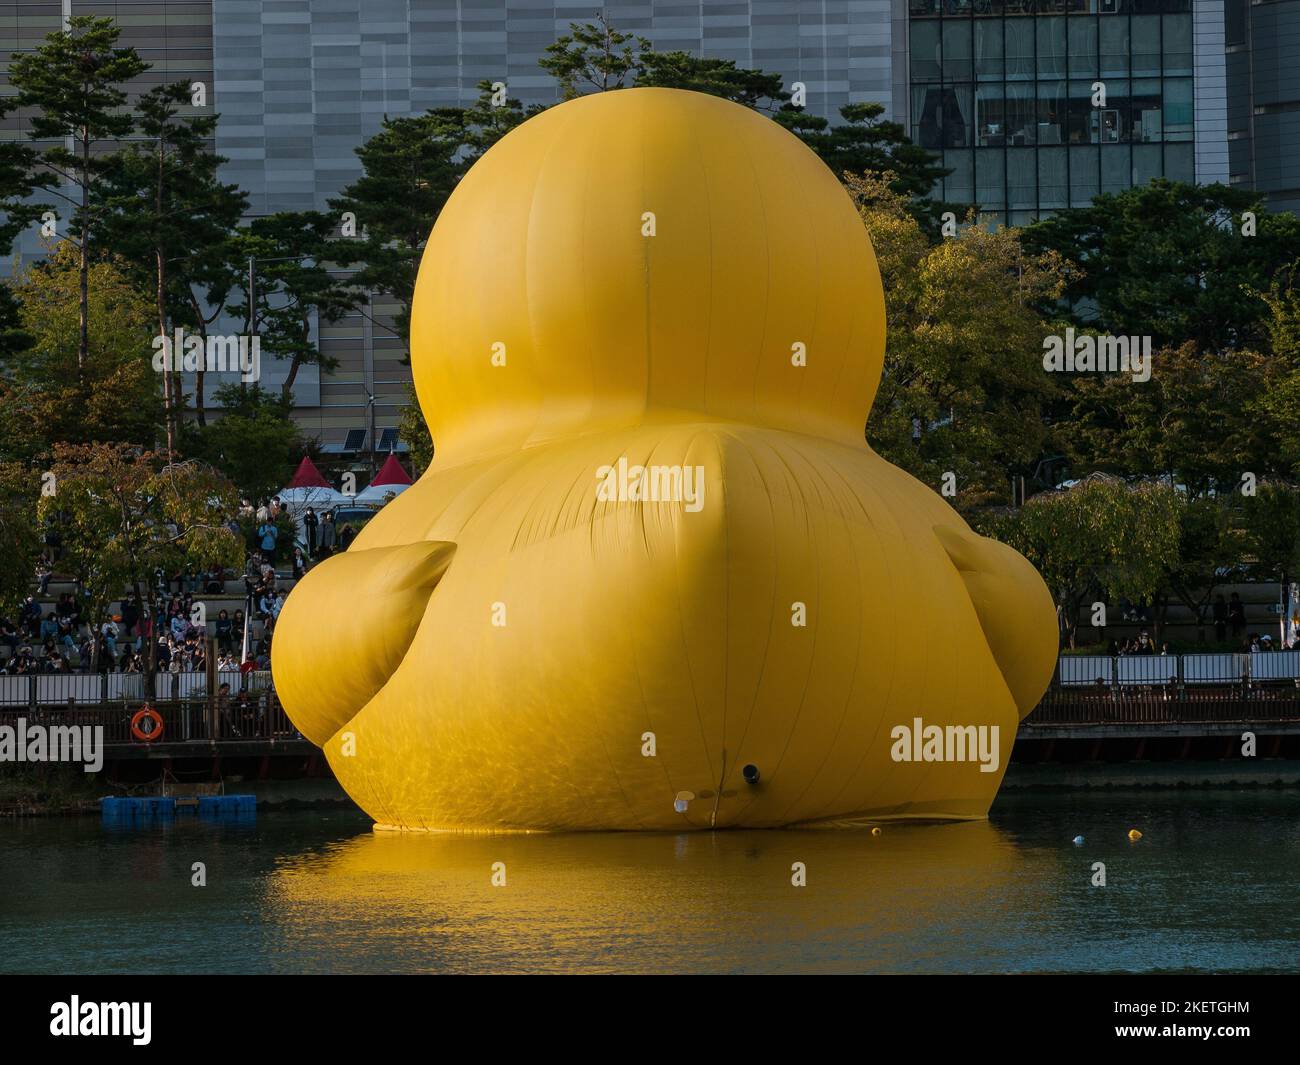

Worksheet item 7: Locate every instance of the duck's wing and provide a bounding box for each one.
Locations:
[933,523,1058,720]
[271,540,455,745]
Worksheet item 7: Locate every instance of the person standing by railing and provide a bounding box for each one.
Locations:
[1213,594,1228,643]
[319,511,336,558]
[1229,593,1246,640]
[239,653,256,692]
[215,681,237,738]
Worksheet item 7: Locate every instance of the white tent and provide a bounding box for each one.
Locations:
[354,454,414,507]
[275,458,350,544]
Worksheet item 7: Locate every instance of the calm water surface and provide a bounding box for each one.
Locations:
[2,791,1298,973]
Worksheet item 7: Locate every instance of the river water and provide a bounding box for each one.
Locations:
[2,790,1297,974]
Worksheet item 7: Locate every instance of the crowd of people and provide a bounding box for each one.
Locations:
[0,584,271,678]
[0,493,363,679]
[1106,629,1300,656]
[1108,633,1172,656]
[1102,591,1300,654]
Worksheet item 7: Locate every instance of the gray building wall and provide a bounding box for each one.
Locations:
[2,0,216,268]
[213,0,902,216]
[1193,0,1228,185]
[1226,0,1300,214]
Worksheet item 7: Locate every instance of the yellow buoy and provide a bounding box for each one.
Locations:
[1128,829,1143,841]
[871,827,882,837]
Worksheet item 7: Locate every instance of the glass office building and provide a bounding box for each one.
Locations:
[1226,0,1300,215]
[908,1,1199,224]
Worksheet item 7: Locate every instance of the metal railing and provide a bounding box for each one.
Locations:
[0,670,296,747]
[0,670,274,708]
[1027,651,1300,727]
[1055,652,1300,688]
[0,686,298,746]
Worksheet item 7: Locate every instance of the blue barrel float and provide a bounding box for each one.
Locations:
[197,794,256,820]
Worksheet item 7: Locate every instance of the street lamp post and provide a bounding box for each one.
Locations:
[367,391,377,478]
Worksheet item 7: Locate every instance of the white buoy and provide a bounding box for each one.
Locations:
[1072,835,1084,845]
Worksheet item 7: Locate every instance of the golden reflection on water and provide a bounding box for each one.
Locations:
[263,820,1065,973]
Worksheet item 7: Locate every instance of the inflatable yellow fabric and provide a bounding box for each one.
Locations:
[272,88,1057,831]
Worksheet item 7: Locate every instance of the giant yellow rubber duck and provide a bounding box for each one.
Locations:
[272,88,1057,832]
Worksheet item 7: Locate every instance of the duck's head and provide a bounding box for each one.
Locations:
[411,87,887,461]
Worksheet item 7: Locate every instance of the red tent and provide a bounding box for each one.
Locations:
[285,456,332,489]
[369,454,412,487]
[355,454,414,505]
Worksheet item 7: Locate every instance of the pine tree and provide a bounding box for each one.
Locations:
[97,81,248,445]
[8,15,148,378]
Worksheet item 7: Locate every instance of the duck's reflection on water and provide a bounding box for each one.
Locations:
[263,820,1063,973]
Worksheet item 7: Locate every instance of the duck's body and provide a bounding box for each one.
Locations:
[272,88,1057,831]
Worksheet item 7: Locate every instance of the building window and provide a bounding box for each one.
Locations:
[913,8,1195,220]
[912,21,942,83]
[1162,78,1194,141]
[943,20,974,82]
[1036,17,1067,79]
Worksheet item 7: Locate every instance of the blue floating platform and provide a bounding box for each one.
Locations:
[100,796,173,819]
[102,794,256,822]
[197,795,257,819]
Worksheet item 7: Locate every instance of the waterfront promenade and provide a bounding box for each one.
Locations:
[3,652,1300,769]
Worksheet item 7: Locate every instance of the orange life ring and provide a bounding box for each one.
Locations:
[131,706,164,743]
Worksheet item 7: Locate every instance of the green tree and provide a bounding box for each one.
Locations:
[848,173,1064,505]
[97,81,248,444]
[780,102,951,228]
[979,475,1182,647]
[1249,276,1300,477]
[457,79,538,156]
[181,384,303,503]
[8,15,148,376]
[637,50,788,110]
[0,282,33,366]
[1157,494,1248,644]
[229,212,357,400]
[1241,481,1300,590]
[1022,181,1300,352]
[542,16,787,110]
[39,442,241,684]
[0,95,52,254]
[327,112,469,360]
[0,92,53,370]
[8,243,160,450]
[0,461,42,619]
[397,383,433,476]
[539,18,947,223]
[539,14,648,97]
[1055,341,1277,495]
